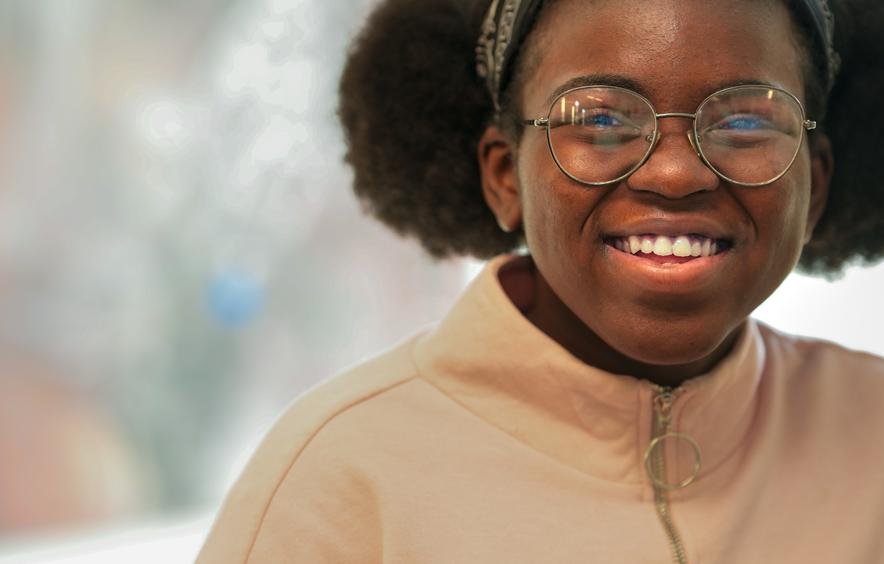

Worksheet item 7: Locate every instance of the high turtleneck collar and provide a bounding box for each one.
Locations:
[413,255,765,487]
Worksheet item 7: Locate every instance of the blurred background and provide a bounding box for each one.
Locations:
[0,1,879,562]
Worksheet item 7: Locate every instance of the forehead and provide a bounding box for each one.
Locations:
[521,0,806,114]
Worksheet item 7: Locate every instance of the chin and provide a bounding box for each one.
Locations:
[601,314,745,371]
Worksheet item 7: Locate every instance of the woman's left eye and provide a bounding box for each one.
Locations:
[717,115,769,130]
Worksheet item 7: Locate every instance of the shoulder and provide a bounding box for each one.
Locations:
[196,329,438,564]
[756,321,884,382]
[263,330,427,449]
[756,321,884,431]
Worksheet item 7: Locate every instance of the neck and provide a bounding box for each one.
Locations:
[499,257,742,387]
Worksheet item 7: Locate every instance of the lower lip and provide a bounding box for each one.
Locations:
[605,244,731,290]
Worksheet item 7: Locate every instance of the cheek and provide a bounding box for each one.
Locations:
[520,170,587,262]
[517,136,599,254]
[517,138,560,248]
[769,157,813,253]
[745,154,813,292]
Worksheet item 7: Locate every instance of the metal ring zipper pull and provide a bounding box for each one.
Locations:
[644,432,702,490]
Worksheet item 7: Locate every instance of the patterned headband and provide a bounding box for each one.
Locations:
[475,0,840,111]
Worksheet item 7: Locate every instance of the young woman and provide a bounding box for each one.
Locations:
[197,0,884,562]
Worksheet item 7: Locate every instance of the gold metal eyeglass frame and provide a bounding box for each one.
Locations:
[521,84,817,188]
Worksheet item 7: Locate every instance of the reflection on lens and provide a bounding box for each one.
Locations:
[548,87,656,184]
[696,87,804,185]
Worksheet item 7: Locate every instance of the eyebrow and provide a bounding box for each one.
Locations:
[539,74,781,113]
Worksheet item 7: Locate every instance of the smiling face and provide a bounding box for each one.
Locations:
[479,0,833,383]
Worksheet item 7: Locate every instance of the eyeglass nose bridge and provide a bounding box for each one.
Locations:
[650,113,701,157]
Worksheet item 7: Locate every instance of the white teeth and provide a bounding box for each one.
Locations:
[653,237,673,256]
[616,234,724,259]
[701,239,712,257]
[629,235,641,254]
[672,236,692,257]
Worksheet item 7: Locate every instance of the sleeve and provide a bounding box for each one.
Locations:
[194,336,421,564]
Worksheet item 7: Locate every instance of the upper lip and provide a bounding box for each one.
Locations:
[604,216,735,241]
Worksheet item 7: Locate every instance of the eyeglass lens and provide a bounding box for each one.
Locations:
[546,86,806,186]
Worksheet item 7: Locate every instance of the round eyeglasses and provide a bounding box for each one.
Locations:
[522,85,817,187]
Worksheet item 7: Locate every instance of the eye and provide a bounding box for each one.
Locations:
[574,108,628,128]
[713,114,772,131]
[587,112,622,127]
[699,112,782,150]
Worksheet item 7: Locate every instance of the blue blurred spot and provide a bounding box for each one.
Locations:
[207,269,264,327]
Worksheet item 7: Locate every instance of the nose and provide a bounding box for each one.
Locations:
[626,118,719,198]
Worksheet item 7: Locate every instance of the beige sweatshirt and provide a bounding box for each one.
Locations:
[197,255,884,563]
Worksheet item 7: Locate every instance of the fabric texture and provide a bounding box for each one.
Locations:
[197,255,884,563]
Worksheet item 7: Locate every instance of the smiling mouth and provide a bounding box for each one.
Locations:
[606,234,731,265]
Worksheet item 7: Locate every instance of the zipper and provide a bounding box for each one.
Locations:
[645,385,700,564]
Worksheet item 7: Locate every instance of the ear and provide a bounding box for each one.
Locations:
[478,125,522,233]
[804,135,834,244]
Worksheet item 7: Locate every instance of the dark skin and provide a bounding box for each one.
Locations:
[479,0,834,386]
